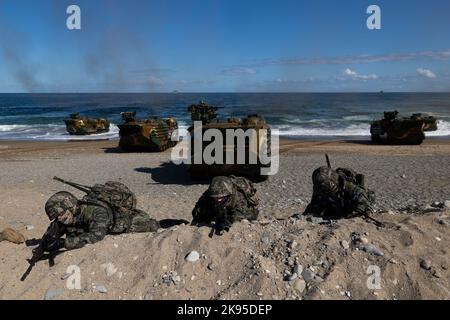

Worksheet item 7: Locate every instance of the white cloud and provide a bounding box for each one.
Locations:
[343,68,378,80]
[147,76,164,85]
[222,67,256,76]
[416,68,437,79]
[251,49,450,67]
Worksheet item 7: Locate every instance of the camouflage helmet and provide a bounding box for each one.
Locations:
[45,191,78,220]
[312,166,340,195]
[208,176,234,198]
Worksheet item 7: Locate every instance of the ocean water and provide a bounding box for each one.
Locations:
[0,93,449,141]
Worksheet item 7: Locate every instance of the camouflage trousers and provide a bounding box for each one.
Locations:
[112,209,160,233]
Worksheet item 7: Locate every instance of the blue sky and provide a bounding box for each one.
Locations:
[0,0,449,92]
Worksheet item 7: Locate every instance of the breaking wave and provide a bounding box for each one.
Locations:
[272,120,450,137]
[0,124,120,140]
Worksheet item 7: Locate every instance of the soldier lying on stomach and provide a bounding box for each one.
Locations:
[42,188,187,252]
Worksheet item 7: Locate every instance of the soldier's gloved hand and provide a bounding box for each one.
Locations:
[44,238,65,252]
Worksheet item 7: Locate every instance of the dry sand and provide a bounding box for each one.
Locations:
[0,138,449,300]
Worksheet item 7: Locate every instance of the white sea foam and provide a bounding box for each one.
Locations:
[1,120,449,140]
[426,120,450,136]
[273,120,450,137]
[0,123,120,140]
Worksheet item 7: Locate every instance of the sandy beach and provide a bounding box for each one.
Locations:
[0,138,449,300]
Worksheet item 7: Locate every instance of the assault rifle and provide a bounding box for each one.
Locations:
[20,220,59,281]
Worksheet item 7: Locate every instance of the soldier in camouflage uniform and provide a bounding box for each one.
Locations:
[304,166,375,219]
[192,176,259,234]
[42,191,162,251]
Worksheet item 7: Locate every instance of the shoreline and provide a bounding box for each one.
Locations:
[1,137,450,159]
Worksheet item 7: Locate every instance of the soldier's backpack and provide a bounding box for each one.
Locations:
[229,175,259,208]
[81,182,137,220]
[53,177,137,225]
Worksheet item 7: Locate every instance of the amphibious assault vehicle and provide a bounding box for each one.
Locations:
[370,110,438,145]
[187,101,271,181]
[118,111,178,152]
[64,113,110,135]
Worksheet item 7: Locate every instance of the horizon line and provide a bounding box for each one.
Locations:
[1,91,450,94]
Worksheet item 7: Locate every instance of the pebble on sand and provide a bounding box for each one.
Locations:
[444,200,450,209]
[185,251,200,263]
[293,264,303,276]
[301,268,316,283]
[293,279,306,294]
[359,244,384,256]
[420,259,432,270]
[340,240,350,250]
[94,285,108,293]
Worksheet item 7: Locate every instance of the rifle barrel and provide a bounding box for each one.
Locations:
[325,154,331,168]
[53,176,91,193]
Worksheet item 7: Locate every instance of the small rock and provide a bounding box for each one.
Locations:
[438,219,450,226]
[360,237,369,244]
[432,269,441,278]
[94,285,108,293]
[420,259,432,270]
[285,273,298,281]
[162,271,180,285]
[388,258,399,265]
[345,291,351,297]
[444,200,450,209]
[351,232,362,244]
[340,240,350,250]
[293,264,303,276]
[293,279,306,294]
[216,280,222,286]
[359,244,384,256]
[306,216,325,224]
[431,201,444,208]
[185,250,200,263]
[400,174,406,179]
[25,224,34,231]
[288,240,298,249]
[207,263,215,271]
[301,268,316,282]
[113,243,119,248]
[435,237,442,242]
[423,205,440,213]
